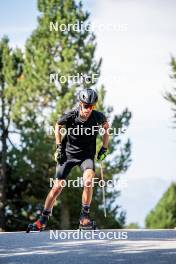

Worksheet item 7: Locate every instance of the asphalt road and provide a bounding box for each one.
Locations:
[0,230,176,264]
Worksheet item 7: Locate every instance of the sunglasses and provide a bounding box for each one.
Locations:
[82,103,95,110]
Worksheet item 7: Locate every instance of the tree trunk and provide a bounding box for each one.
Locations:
[60,201,70,230]
[0,89,7,231]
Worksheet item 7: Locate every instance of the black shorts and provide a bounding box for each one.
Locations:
[54,157,95,180]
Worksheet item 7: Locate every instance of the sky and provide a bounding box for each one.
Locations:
[0,0,176,227]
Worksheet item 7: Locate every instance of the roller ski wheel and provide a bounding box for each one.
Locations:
[79,212,97,231]
[79,219,96,231]
[26,220,46,233]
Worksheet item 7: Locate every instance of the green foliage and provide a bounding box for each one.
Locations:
[0,37,24,230]
[145,183,176,228]
[1,0,132,231]
[165,57,176,126]
[126,222,140,229]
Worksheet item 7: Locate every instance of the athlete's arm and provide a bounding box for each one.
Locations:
[55,123,63,145]
[102,121,109,148]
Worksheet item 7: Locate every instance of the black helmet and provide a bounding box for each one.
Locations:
[78,88,98,105]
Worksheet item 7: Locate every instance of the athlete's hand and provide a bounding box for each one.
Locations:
[97,146,108,161]
[54,144,63,163]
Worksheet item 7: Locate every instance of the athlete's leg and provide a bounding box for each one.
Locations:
[44,179,65,211]
[80,158,95,206]
[82,168,95,205]
[27,159,77,231]
[44,159,76,212]
[79,159,95,226]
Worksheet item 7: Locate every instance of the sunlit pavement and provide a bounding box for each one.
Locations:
[0,230,176,264]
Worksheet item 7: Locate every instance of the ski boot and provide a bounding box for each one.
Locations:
[79,210,96,231]
[26,211,49,233]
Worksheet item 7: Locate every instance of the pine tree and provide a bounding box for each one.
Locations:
[145,183,176,228]
[151,56,176,229]
[165,57,176,126]
[0,37,23,230]
[4,0,132,230]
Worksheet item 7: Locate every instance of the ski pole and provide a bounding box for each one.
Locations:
[100,161,107,218]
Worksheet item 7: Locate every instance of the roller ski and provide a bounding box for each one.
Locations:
[79,209,96,231]
[26,210,50,233]
[79,219,96,231]
[26,220,47,233]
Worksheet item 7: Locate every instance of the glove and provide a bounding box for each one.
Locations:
[54,144,63,164]
[97,146,108,161]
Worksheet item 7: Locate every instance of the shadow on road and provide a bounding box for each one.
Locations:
[0,230,176,264]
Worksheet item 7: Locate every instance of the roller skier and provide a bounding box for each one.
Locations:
[26,88,109,232]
